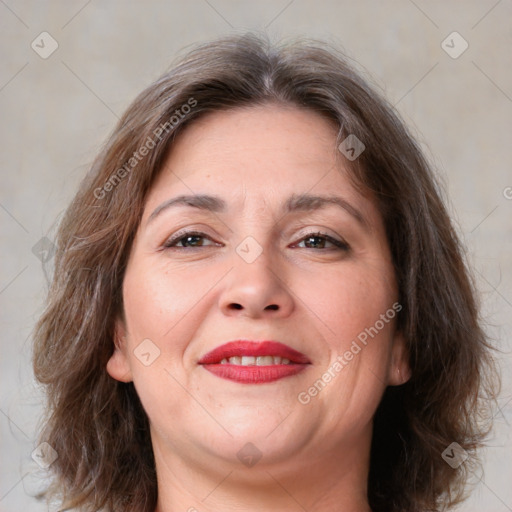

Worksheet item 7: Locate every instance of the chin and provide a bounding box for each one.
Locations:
[216,414,312,460]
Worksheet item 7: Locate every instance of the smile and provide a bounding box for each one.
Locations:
[219,355,291,365]
[198,340,311,384]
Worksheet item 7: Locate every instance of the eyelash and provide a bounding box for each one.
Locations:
[294,232,350,251]
[163,230,350,251]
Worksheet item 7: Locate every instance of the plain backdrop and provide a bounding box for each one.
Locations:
[1,1,511,510]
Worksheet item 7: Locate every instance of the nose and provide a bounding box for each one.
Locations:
[218,250,295,319]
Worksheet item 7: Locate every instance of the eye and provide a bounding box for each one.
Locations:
[293,232,349,251]
[163,231,220,249]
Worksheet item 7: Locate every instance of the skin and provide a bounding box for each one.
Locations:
[107,104,411,512]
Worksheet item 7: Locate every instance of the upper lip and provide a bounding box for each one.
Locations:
[198,340,311,364]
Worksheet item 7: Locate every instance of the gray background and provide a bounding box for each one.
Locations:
[1,1,511,510]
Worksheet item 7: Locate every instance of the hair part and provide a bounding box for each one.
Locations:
[33,33,498,512]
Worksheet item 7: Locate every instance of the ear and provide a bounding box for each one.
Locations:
[106,318,133,383]
[388,331,411,386]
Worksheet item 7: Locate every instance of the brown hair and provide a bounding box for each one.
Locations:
[33,33,498,511]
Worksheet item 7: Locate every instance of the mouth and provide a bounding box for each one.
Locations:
[198,340,311,384]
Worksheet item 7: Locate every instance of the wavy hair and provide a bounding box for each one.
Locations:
[33,33,498,511]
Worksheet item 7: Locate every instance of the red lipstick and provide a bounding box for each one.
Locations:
[198,340,310,384]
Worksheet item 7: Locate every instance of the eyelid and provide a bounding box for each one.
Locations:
[162,229,221,248]
[291,225,349,244]
[161,227,350,251]
[291,230,350,250]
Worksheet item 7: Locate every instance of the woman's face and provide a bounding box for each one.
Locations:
[107,104,409,477]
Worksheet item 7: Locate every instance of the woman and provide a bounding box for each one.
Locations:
[33,34,498,512]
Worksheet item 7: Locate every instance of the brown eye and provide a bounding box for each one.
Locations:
[164,231,218,248]
[302,235,328,249]
[295,232,349,251]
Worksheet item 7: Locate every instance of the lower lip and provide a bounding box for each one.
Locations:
[202,363,308,383]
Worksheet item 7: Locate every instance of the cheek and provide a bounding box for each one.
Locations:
[297,258,397,419]
[122,259,214,343]
[297,259,397,348]
[120,263,208,428]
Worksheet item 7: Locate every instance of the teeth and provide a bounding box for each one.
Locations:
[219,355,292,365]
[241,356,256,365]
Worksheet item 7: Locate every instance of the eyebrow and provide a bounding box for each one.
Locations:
[148,194,226,224]
[285,193,367,227]
[147,193,367,227]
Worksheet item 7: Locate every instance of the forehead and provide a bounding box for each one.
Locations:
[144,104,374,221]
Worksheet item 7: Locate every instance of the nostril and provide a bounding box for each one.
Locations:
[227,303,279,311]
